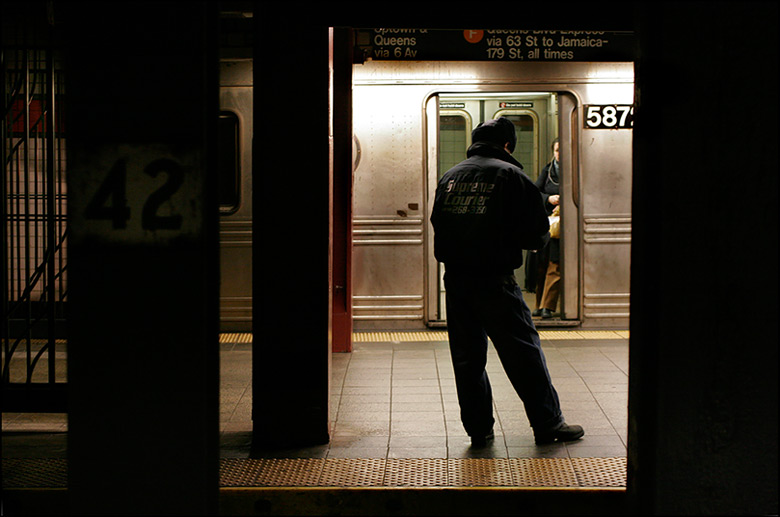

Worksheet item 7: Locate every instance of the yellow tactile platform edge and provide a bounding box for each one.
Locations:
[3,457,626,488]
[219,333,254,344]
[219,330,628,344]
[220,457,626,488]
[12,331,626,347]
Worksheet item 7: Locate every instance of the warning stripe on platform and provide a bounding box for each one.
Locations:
[353,330,628,342]
[219,333,253,344]
[217,330,628,344]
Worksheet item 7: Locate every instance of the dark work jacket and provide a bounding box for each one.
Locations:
[430,142,550,276]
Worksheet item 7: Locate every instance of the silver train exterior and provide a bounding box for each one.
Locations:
[217,59,633,331]
[351,61,633,330]
[218,59,253,332]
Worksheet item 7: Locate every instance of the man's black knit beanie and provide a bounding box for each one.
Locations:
[471,117,517,152]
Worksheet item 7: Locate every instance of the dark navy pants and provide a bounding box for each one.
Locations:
[444,272,564,437]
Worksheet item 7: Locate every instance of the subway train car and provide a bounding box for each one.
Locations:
[351,60,633,330]
[218,58,253,331]
[218,57,633,332]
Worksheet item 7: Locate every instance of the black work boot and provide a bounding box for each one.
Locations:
[534,422,584,445]
[470,430,495,448]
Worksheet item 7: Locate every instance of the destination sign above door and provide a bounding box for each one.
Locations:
[355,29,635,62]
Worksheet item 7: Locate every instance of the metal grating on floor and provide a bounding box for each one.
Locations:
[2,459,68,488]
[3,457,626,489]
[323,458,387,487]
[449,458,515,487]
[571,457,628,488]
[221,457,626,488]
[509,458,579,487]
[385,458,450,487]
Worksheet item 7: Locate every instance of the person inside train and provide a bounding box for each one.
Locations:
[430,118,584,447]
[531,138,562,319]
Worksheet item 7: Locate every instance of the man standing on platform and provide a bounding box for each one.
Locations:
[430,117,584,447]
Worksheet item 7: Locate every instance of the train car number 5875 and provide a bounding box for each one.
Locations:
[584,105,633,129]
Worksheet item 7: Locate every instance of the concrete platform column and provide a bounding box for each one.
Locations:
[251,21,332,447]
[64,3,220,514]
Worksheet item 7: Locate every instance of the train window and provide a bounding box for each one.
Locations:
[438,114,469,178]
[501,114,538,181]
[218,110,240,213]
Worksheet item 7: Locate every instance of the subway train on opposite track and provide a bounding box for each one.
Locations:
[217,52,634,332]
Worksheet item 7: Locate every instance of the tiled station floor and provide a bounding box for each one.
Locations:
[3,330,629,490]
[218,330,628,461]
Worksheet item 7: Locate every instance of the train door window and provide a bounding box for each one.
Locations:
[502,113,538,298]
[490,106,549,311]
[438,112,470,179]
[435,111,472,319]
[494,112,539,181]
[218,110,240,213]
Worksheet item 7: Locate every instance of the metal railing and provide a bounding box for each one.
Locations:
[2,9,67,412]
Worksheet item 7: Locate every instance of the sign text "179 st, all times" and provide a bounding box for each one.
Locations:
[485,32,609,60]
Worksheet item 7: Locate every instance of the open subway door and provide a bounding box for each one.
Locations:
[425,92,580,326]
